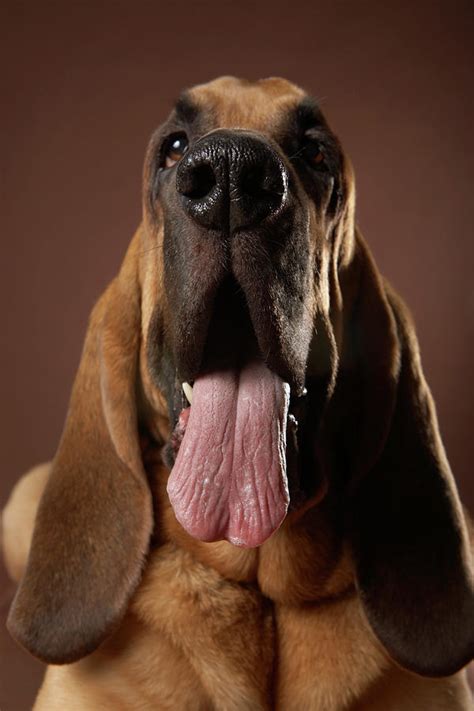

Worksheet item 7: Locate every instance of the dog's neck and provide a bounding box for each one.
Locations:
[149,461,354,606]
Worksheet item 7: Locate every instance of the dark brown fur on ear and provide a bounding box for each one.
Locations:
[350,286,474,677]
[7,238,153,664]
[325,233,474,677]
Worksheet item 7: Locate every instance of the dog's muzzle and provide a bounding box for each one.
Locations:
[176,129,288,232]
[164,130,312,549]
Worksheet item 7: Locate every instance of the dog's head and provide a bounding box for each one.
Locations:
[144,78,350,547]
[8,78,474,678]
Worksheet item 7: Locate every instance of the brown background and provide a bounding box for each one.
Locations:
[1,0,473,708]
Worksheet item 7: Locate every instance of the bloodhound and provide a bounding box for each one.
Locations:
[2,76,474,710]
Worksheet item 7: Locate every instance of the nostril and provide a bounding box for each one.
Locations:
[240,166,266,199]
[239,164,284,201]
[181,163,217,200]
[229,155,287,230]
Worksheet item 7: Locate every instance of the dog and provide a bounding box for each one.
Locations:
[2,76,474,710]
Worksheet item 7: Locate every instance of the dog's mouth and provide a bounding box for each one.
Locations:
[165,276,308,548]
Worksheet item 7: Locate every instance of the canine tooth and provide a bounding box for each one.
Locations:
[182,382,193,405]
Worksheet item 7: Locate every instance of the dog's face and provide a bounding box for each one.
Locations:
[8,77,474,678]
[142,77,350,546]
[146,77,345,390]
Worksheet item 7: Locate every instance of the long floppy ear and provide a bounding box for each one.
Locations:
[7,237,153,664]
[321,231,474,677]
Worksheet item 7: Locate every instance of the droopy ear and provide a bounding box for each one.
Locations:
[7,239,153,664]
[351,284,474,677]
[327,232,474,677]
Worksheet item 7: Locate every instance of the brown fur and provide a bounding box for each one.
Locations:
[2,77,473,709]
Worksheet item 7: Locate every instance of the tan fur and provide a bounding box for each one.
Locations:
[2,462,50,582]
[3,77,473,709]
[188,77,306,135]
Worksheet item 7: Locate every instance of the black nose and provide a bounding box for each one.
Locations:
[176,130,287,231]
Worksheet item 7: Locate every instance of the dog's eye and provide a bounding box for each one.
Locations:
[164,133,189,168]
[303,139,326,169]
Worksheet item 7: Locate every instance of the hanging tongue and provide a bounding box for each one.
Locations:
[167,361,290,547]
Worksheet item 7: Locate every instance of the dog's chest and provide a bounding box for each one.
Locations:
[127,542,385,711]
[36,541,469,710]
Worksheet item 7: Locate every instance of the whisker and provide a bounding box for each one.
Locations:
[288,146,306,162]
[139,244,164,257]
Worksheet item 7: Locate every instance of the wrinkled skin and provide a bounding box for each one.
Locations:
[145,77,346,427]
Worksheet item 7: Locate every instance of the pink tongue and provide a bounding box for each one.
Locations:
[167,361,290,547]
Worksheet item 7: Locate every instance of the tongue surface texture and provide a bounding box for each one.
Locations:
[167,361,290,547]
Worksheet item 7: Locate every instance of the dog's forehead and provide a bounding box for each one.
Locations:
[186,76,307,133]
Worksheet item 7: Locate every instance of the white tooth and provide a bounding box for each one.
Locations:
[182,382,193,405]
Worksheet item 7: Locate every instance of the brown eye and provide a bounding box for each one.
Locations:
[164,134,189,168]
[311,149,325,165]
[303,140,326,169]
